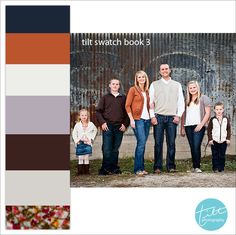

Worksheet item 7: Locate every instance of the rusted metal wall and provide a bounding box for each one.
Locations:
[70,33,236,134]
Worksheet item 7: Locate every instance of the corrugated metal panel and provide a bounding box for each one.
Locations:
[71,33,236,134]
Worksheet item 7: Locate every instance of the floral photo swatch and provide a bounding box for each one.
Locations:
[6,205,70,229]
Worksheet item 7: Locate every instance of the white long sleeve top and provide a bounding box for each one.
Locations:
[72,121,97,146]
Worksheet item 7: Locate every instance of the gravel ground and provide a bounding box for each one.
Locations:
[71,171,236,187]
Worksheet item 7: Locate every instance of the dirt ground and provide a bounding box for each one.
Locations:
[71,171,236,187]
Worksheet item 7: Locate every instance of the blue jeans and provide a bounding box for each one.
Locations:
[153,114,177,171]
[185,125,205,169]
[133,119,151,173]
[211,141,227,171]
[101,123,124,172]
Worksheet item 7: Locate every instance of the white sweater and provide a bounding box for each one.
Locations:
[72,121,97,145]
[207,117,231,143]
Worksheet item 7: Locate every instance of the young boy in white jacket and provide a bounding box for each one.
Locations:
[207,102,231,172]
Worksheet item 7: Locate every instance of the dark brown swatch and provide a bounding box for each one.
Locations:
[6,135,69,170]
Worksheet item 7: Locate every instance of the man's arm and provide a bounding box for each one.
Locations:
[122,96,130,128]
[177,83,185,117]
[149,83,158,125]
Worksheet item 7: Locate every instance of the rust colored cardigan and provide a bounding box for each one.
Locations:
[125,86,150,120]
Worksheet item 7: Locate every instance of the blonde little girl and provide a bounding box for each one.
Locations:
[72,109,97,175]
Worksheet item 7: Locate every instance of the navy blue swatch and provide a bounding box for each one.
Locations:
[6,6,70,33]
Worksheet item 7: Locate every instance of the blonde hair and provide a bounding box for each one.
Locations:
[134,70,149,91]
[77,109,90,123]
[186,80,201,106]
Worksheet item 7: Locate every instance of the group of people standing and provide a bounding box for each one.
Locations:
[72,64,231,176]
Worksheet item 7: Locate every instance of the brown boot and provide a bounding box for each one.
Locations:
[77,164,84,175]
[84,164,90,174]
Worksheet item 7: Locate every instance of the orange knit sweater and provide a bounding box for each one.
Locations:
[125,86,150,120]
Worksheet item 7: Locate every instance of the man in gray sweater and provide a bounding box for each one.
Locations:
[149,64,185,173]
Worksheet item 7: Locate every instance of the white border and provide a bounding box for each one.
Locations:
[70,1,236,32]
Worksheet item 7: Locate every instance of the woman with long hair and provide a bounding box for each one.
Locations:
[181,80,211,173]
[125,70,151,176]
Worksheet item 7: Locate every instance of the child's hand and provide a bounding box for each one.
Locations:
[84,141,90,145]
[102,123,109,131]
[226,139,230,145]
[208,140,214,145]
[84,139,91,145]
[83,136,90,143]
[119,124,126,132]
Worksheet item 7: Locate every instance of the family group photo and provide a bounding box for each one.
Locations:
[70,33,236,187]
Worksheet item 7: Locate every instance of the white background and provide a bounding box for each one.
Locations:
[1,1,236,234]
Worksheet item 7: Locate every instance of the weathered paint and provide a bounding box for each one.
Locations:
[71,33,236,134]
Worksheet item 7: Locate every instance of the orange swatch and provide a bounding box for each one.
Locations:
[6,33,70,64]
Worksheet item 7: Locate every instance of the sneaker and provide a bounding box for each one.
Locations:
[154,169,162,174]
[142,170,149,175]
[191,168,195,173]
[194,168,202,173]
[168,169,177,173]
[135,171,144,177]
[98,168,113,175]
[113,168,122,174]
[213,170,218,173]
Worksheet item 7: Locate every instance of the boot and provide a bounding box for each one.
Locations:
[77,164,84,175]
[84,164,90,174]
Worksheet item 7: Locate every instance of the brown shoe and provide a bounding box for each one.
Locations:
[154,169,162,174]
[84,164,90,174]
[77,164,84,175]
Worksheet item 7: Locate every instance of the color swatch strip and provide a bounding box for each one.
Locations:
[6,64,70,96]
[6,135,69,170]
[6,171,70,205]
[6,6,70,33]
[5,5,70,229]
[6,96,70,134]
[6,34,70,64]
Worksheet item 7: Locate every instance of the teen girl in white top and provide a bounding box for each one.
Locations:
[181,80,211,173]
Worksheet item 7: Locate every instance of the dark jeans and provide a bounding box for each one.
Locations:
[101,123,124,173]
[211,141,227,171]
[133,119,151,173]
[185,125,205,169]
[153,114,177,171]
